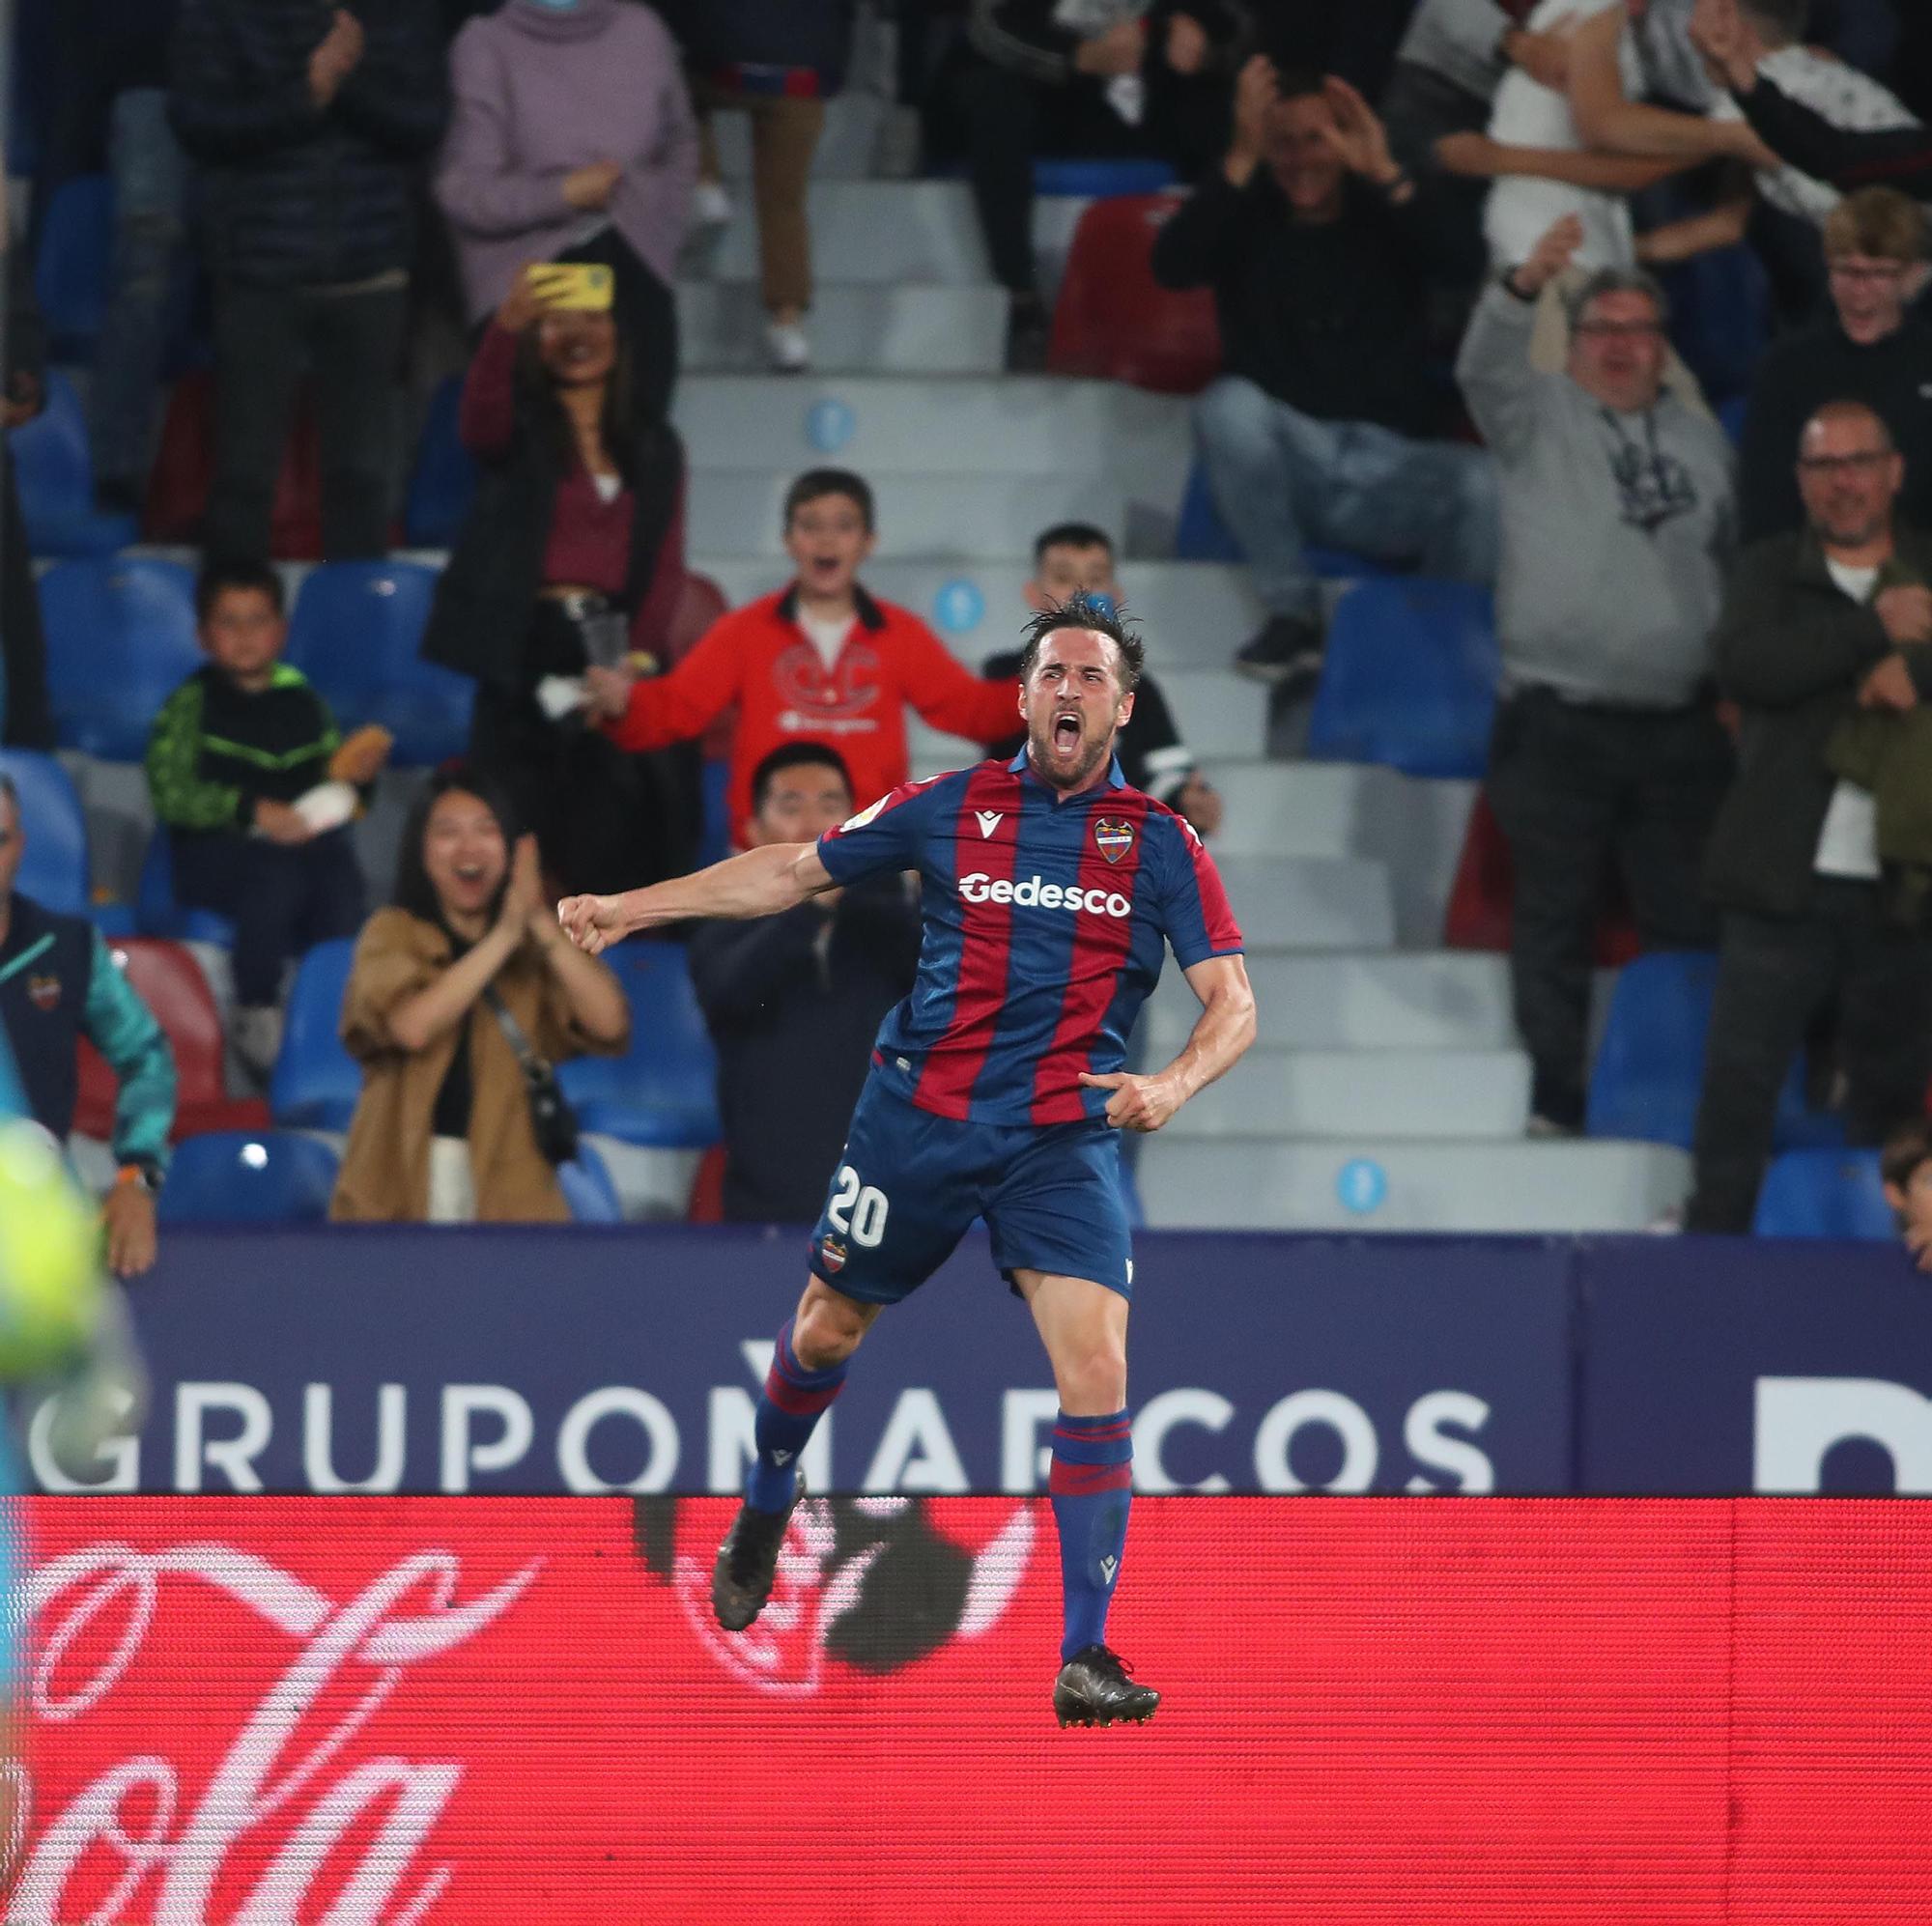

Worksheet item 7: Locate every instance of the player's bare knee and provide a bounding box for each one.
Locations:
[792,1282,875,1369]
[1056,1340,1128,1415]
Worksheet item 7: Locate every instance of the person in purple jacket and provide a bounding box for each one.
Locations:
[435,0,697,422]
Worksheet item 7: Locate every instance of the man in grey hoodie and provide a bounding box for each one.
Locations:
[1457,212,1737,1133]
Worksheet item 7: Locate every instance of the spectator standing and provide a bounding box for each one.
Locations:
[169,0,448,563]
[656,0,852,373]
[436,0,697,423]
[980,522,1223,835]
[953,2,1252,371]
[145,559,384,1080]
[0,776,175,1277]
[585,468,1023,838]
[332,769,629,1223]
[42,0,185,514]
[1687,400,1932,1232]
[1738,187,1932,542]
[1458,214,1737,1133]
[1,250,52,751]
[690,742,922,1222]
[1152,59,1499,692]
[420,265,695,899]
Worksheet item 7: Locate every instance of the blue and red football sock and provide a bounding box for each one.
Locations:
[746,1317,848,1513]
[1048,1408,1134,1662]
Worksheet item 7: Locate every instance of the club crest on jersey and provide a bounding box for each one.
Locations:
[1093,817,1134,864]
[26,974,61,1012]
[818,1235,848,1275]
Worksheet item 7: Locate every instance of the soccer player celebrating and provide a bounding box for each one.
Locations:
[559,595,1256,1726]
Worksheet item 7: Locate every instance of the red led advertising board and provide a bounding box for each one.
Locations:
[7,1496,1929,1921]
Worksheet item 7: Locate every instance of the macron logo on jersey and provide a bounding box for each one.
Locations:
[959,872,1133,919]
[975,810,1004,838]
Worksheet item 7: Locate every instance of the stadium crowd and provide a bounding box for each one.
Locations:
[1,0,1930,1255]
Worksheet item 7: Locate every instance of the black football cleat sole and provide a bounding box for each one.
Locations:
[1054,1698,1159,1729]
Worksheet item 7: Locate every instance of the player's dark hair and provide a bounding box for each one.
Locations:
[195,556,285,623]
[784,467,875,533]
[393,765,526,934]
[1882,1118,1932,1195]
[1032,522,1115,566]
[1016,591,1144,694]
[752,739,853,813]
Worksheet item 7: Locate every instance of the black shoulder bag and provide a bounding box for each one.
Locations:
[482,987,581,1167]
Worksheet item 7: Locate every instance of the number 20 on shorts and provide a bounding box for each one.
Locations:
[828,1166,890,1247]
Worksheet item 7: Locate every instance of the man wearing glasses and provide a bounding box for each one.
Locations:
[1457,211,1737,1135]
[1688,399,1932,1232]
[1738,187,1932,543]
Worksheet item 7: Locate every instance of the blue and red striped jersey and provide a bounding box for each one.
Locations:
[815,750,1244,1126]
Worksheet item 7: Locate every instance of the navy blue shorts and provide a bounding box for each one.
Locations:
[807,1077,1135,1305]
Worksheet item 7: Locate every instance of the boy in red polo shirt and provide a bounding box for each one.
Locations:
[585,469,1021,838]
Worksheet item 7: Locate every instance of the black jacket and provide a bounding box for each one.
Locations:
[655,0,854,88]
[1738,317,1932,543]
[1738,72,1932,200]
[1151,165,1464,437]
[169,0,447,287]
[1704,526,1932,918]
[968,1,1249,87]
[690,880,923,1223]
[1,266,50,751]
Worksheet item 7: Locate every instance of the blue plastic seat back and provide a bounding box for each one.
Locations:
[9,369,139,557]
[135,832,240,948]
[557,940,720,1148]
[33,173,113,352]
[1587,950,1844,1151]
[557,1138,624,1223]
[1307,579,1499,779]
[285,561,472,765]
[270,937,362,1130]
[0,748,89,914]
[38,557,203,760]
[156,1129,341,1225]
[1032,158,1177,196]
[403,374,478,549]
[1752,1148,1893,1240]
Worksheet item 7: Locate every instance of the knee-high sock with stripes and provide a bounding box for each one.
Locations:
[746,1318,848,1513]
[1048,1409,1133,1662]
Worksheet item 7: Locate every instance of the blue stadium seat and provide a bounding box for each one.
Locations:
[8,370,140,557]
[1307,579,1499,779]
[1661,242,1770,406]
[403,374,478,549]
[1032,157,1176,196]
[1753,1148,1893,1241]
[38,556,203,760]
[557,940,720,1148]
[285,561,473,766]
[1718,393,1748,447]
[136,833,239,949]
[33,174,113,354]
[558,1138,624,1223]
[156,1130,341,1225]
[697,756,731,868]
[0,748,89,915]
[1586,951,1843,1151]
[270,937,361,1131]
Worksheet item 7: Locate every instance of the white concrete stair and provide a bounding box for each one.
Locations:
[1143,951,1516,1052]
[1210,856,1395,952]
[676,282,1008,377]
[688,180,1088,289]
[1162,1047,1532,1140]
[1137,1137,1690,1232]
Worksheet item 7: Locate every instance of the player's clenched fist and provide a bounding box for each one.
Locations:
[557,893,624,954]
[1079,1069,1182,1133]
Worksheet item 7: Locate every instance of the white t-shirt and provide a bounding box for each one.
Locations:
[1813,557,1883,881]
[797,609,853,673]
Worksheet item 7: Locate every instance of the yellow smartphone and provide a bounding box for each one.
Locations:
[526,262,614,313]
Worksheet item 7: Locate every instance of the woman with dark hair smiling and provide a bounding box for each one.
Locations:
[421,258,696,899]
[330,768,630,1223]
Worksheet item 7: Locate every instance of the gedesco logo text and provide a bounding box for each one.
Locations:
[958,873,1132,919]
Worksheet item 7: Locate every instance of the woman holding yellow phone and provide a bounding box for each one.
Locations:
[419,252,699,900]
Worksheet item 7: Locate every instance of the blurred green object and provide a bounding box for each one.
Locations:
[0,1117,103,1378]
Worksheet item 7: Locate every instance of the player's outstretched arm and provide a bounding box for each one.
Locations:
[557,844,835,954]
[1079,953,1256,1133]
